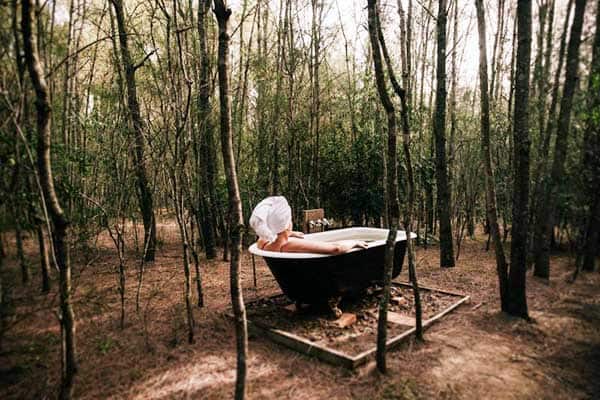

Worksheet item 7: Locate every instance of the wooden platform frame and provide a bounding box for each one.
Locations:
[240,282,470,369]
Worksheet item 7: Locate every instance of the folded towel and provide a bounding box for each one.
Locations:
[249,196,292,242]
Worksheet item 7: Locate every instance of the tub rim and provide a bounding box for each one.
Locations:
[248,227,417,259]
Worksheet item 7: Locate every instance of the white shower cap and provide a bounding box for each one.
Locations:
[249,196,292,242]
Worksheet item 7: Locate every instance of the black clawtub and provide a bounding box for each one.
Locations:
[249,227,415,305]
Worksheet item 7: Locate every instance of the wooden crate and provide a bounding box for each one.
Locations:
[302,208,325,233]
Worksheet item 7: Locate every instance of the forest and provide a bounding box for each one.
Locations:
[0,0,599,398]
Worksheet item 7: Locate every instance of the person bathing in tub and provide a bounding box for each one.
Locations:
[249,196,368,254]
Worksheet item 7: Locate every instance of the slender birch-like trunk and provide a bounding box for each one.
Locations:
[213,1,248,398]
[110,0,157,262]
[475,0,509,311]
[22,0,78,396]
[367,0,402,373]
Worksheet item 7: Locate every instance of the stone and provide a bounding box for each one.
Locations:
[334,313,357,328]
[391,296,408,306]
[283,304,296,312]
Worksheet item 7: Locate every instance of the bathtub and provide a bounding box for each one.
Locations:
[249,227,416,305]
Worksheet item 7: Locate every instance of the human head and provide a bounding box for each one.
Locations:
[249,196,292,242]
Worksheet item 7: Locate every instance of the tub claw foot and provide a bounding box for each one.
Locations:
[328,297,342,318]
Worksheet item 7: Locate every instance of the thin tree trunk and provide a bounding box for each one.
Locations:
[105,223,126,330]
[15,223,29,285]
[530,0,573,259]
[448,0,458,207]
[367,0,403,373]
[433,0,455,268]
[233,0,248,167]
[533,1,548,139]
[578,0,600,272]
[311,0,322,207]
[234,8,255,173]
[507,9,517,131]
[190,245,205,307]
[21,0,78,396]
[110,0,157,262]
[475,0,509,311]
[197,0,218,259]
[11,0,30,287]
[581,198,600,271]
[213,2,248,399]
[533,0,587,279]
[173,191,195,343]
[37,224,51,292]
[13,0,52,291]
[490,0,505,101]
[376,7,423,341]
[397,0,410,108]
[508,0,532,319]
[529,0,557,254]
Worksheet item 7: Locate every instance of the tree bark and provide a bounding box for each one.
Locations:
[15,223,29,285]
[367,0,404,373]
[37,224,51,292]
[376,6,423,341]
[21,0,78,396]
[397,0,411,110]
[490,0,506,101]
[475,0,509,311]
[433,0,455,268]
[213,2,248,399]
[13,0,51,292]
[311,0,322,207]
[11,0,30,287]
[533,0,587,279]
[579,0,600,272]
[196,0,219,259]
[508,0,532,319]
[448,0,458,207]
[110,0,157,262]
[529,0,571,262]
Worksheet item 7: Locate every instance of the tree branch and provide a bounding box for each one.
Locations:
[133,48,158,71]
[45,35,114,78]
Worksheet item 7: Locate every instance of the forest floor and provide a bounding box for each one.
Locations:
[1,220,599,399]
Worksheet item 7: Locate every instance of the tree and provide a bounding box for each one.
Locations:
[533,0,587,279]
[21,0,78,396]
[530,0,571,264]
[311,0,324,206]
[367,0,424,373]
[213,1,248,398]
[376,3,423,341]
[577,0,600,272]
[367,0,400,373]
[196,0,219,260]
[475,0,509,311]
[507,0,532,319]
[433,0,455,268]
[110,0,157,262]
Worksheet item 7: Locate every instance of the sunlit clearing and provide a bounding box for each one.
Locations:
[130,355,273,399]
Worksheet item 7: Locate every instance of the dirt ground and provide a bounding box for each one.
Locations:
[1,221,599,399]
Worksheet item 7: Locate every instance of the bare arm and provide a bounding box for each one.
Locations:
[281,238,367,255]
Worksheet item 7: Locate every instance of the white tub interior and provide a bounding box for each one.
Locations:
[248,227,416,259]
